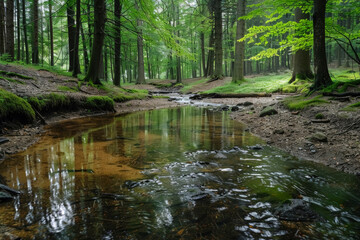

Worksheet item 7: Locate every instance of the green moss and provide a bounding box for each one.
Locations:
[283,95,329,110]
[315,113,325,119]
[181,78,210,93]
[26,93,73,112]
[341,102,360,111]
[0,76,25,84]
[58,85,78,92]
[84,96,114,111]
[280,79,312,94]
[0,88,35,123]
[0,70,33,80]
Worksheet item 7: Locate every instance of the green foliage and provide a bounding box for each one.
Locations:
[322,69,360,93]
[84,96,114,111]
[0,88,35,123]
[204,73,290,94]
[315,113,325,119]
[341,102,360,111]
[283,95,329,110]
[57,86,78,92]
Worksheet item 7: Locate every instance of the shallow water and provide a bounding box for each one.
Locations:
[1,106,360,239]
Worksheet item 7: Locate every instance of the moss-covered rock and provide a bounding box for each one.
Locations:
[283,95,329,111]
[0,88,35,124]
[84,96,114,111]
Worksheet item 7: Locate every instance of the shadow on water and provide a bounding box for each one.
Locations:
[0,106,360,239]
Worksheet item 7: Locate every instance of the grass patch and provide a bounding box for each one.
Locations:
[0,76,25,84]
[204,73,290,94]
[341,102,360,111]
[181,78,210,93]
[0,70,33,80]
[84,96,114,111]
[26,93,73,112]
[99,82,148,102]
[0,88,35,123]
[283,95,329,110]
[57,85,78,92]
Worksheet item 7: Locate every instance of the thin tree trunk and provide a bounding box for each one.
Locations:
[135,1,145,84]
[72,0,81,77]
[67,3,75,71]
[313,0,332,89]
[84,0,106,85]
[31,0,38,64]
[16,0,20,60]
[6,0,14,60]
[49,0,54,66]
[232,0,246,82]
[80,23,89,71]
[113,0,121,86]
[0,0,4,55]
[213,0,222,78]
[21,0,28,63]
[206,29,214,76]
[175,3,181,83]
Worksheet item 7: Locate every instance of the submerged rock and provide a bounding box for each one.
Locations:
[214,152,227,159]
[0,191,13,202]
[231,106,240,111]
[275,199,318,222]
[259,106,278,117]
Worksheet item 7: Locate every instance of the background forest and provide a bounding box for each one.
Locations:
[0,0,359,90]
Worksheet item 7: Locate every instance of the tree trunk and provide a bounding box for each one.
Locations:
[6,0,14,60]
[200,31,206,77]
[84,0,106,85]
[21,0,28,63]
[113,0,121,86]
[232,0,246,82]
[72,0,81,77]
[175,4,181,83]
[0,1,4,55]
[31,0,38,64]
[49,0,54,66]
[206,29,214,76]
[87,0,92,55]
[312,0,332,89]
[136,1,145,84]
[289,8,314,83]
[67,3,75,71]
[213,0,222,78]
[16,0,20,60]
[146,45,151,79]
[80,22,89,72]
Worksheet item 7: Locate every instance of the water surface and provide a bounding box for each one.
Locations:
[1,106,360,239]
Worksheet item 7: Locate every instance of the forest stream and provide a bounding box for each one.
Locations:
[1,106,360,239]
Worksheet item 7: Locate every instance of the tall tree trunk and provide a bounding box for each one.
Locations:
[31,0,38,64]
[72,0,81,77]
[0,0,4,55]
[113,0,121,86]
[80,23,89,72]
[49,0,54,66]
[146,45,151,79]
[136,1,145,84]
[200,31,206,76]
[6,0,14,60]
[21,0,28,63]
[175,3,181,83]
[232,0,246,82]
[16,0,20,60]
[213,0,222,78]
[313,0,332,89]
[67,3,75,71]
[87,0,92,55]
[206,29,214,76]
[84,0,106,85]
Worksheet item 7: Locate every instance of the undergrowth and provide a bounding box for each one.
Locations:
[0,88,35,123]
[283,95,329,110]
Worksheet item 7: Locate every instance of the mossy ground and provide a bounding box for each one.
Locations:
[341,102,360,112]
[283,95,329,110]
[84,96,114,111]
[0,88,35,124]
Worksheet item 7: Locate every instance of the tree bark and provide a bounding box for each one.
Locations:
[80,23,89,72]
[290,8,314,83]
[16,0,20,60]
[67,3,75,71]
[312,0,332,90]
[21,0,28,63]
[31,0,38,64]
[6,0,14,60]
[72,0,81,77]
[136,1,145,84]
[113,0,121,86]
[232,0,246,82]
[49,0,54,66]
[206,29,214,76]
[175,3,181,83]
[213,0,222,78]
[0,0,4,55]
[84,0,106,85]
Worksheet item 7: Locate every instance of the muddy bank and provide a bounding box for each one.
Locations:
[200,95,360,175]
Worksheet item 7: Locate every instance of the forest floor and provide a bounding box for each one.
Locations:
[0,64,360,175]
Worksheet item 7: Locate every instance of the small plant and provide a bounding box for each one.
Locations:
[315,113,325,119]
